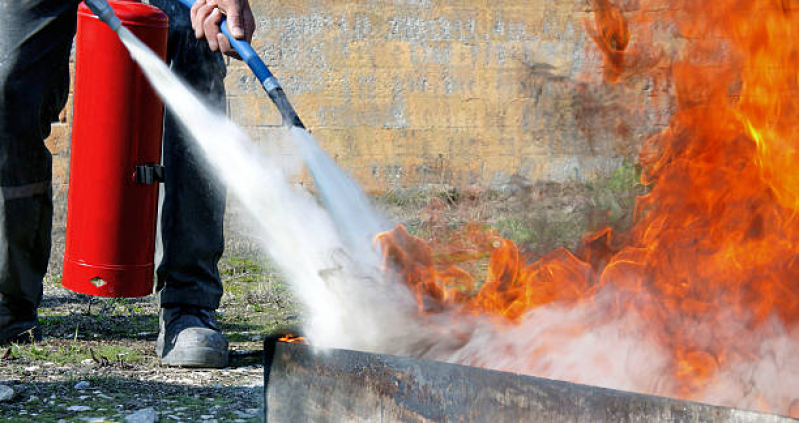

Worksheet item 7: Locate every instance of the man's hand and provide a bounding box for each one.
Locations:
[190,0,255,58]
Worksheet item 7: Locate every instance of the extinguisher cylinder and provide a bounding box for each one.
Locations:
[63,1,169,298]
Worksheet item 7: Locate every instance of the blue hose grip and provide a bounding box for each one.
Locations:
[175,0,304,128]
[218,17,276,87]
[175,0,274,87]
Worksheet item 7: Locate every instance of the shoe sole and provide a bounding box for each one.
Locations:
[160,346,228,368]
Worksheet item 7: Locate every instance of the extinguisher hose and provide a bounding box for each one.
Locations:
[85,0,306,129]
[175,0,305,129]
[84,0,123,31]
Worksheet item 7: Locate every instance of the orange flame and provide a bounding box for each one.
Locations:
[375,0,799,415]
[278,334,307,344]
[584,0,630,82]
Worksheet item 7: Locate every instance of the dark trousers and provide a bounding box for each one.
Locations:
[0,0,226,312]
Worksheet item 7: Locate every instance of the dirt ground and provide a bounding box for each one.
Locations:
[0,165,643,422]
[0,257,285,422]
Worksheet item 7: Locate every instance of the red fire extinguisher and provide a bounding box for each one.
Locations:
[63,1,169,297]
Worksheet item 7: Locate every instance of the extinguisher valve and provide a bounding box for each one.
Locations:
[134,164,165,185]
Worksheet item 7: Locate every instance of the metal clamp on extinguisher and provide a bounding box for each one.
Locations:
[134,163,165,185]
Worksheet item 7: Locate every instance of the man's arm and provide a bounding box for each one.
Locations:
[190,0,256,58]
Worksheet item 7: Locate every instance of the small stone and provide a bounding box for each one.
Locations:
[73,381,90,390]
[67,405,92,412]
[24,366,39,372]
[0,385,15,402]
[27,395,38,402]
[200,415,213,420]
[80,359,94,366]
[167,415,181,421]
[125,407,157,423]
[233,410,255,419]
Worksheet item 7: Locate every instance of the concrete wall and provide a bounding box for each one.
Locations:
[47,0,671,196]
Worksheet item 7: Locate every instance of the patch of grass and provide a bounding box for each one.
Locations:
[489,160,646,255]
[42,274,62,288]
[494,214,589,254]
[9,341,147,366]
[375,188,433,207]
[226,332,254,342]
[586,158,644,227]
[494,218,539,248]
[220,256,264,275]
[220,255,287,296]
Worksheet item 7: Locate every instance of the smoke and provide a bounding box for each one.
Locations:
[702,319,799,414]
[116,26,412,351]
[116,27,798,417]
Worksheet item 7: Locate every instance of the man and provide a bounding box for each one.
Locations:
[0,0,255,368]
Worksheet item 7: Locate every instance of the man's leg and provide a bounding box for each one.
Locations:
[0,0,77,344]
[151,0,229,367]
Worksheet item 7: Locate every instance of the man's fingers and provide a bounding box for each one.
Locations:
[190,0,201,29]
[203,8,224,51]
[215,0,249,40]
[193,0,254,58]
[224,9,245,39]
[190,0,204,37]
[192,2,216,39]
[243,5,255,43]
[216,33,240,58]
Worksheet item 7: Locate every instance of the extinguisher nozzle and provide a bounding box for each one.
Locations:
[84,0,123,31]
[265,85,306,130]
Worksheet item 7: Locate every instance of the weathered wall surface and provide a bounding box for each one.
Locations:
[48,0,670,196]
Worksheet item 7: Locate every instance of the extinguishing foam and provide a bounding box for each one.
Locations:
[116,26,411,352]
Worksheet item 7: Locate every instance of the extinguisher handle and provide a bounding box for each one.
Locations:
[176,0,305,128]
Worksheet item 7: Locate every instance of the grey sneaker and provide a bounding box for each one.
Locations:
[0,298,42,345]
[156,306,228,368]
